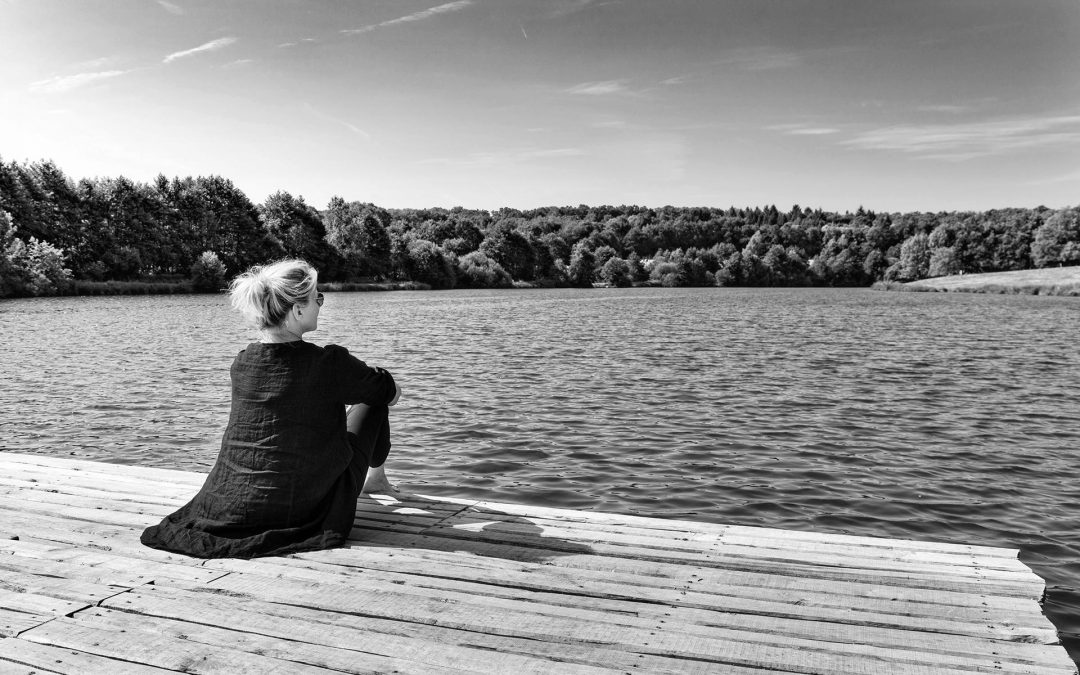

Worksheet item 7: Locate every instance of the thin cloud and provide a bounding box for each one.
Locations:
[567,80,627,96]
[30,70,128,94]
[844,115,1080,160]
[546,0,621,20]
[661,75,691,86]
[343,123,370,139]
[343,1,473,35]
[302,103,371,140]
[278,38,318,49]
[768,124,840,136]
[163,37,237,64]
[157,1,183,15]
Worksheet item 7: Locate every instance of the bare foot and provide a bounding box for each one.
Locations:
[361,465,398,494]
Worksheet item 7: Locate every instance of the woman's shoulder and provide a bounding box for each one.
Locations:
[319,343,357,360]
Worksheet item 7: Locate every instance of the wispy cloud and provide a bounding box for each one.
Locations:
[770,124,840,136]
[661,75,691,86]
[163,37,237,64]
[343,1,473,35]
[844,115,1080,160]
[592,119,630,130]
[278,38,318,49]
[546,0,621,20]
[157,1,183,15]
[303,103,371,140]
[790,128,839,136]
[30,70,128,93]
[566,80,627,96]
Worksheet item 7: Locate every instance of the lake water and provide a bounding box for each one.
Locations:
[2,287,1079,662]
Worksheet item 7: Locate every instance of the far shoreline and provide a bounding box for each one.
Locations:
[6,267,1080,299]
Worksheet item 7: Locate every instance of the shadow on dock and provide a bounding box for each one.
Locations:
[349,493,595,563]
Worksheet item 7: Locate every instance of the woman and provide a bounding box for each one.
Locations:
[141,259,401,558]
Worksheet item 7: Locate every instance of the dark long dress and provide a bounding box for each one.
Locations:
[140,341,397,559]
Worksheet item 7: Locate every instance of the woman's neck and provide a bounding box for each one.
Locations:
[260,326,304,343]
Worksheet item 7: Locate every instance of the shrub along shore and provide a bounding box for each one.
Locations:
[64,279,430,297]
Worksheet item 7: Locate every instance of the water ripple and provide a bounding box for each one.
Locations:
[2,288,1079,662]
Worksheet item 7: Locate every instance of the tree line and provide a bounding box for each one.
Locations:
[1,156,1078,297]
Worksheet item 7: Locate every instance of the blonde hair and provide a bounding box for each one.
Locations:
[229,259,318,329]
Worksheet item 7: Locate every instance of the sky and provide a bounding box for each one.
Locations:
[1,0,1078,214]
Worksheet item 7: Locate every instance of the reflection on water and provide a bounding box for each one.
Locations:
[2,287,1079,661]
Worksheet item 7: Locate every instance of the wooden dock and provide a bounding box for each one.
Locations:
[0,452,1074,674]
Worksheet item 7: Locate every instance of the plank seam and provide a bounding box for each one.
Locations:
[415,502,483,532]
[13,614,60,639]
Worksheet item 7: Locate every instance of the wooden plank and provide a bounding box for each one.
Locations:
[422,512,1034,580]
[398,503,1032,573]
[257,557,1054,647]
[0,494,167,529]
[0,476,188,509]
[409,505,1030,574]
[78,603,619,675]
[346,528,1046,599]
[0,454,203,486]
[0,541,220,589]
[0,608,52,639]
[19,619,340,674]
[0,567,132,606]
[295,542,1043,617]
[102,584,773,675]
[177,566,1068,671]
[198,551,1054,639]
[0,589,87,619]
[0,511,198,566]
[446,496,1019,558]
[69,607,499,675]
[0,637,176,674]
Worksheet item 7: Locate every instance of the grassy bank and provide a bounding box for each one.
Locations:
[875,265,1080,296]
[317,280,431,292]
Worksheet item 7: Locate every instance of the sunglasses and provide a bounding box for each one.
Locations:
[315,292,325,307]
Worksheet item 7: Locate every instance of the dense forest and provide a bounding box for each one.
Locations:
[1,157,1078,297]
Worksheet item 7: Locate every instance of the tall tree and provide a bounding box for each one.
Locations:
[323,198,393,279]
[1031,207,1080,267]
[480,219,536,281]
[260,192,340,276]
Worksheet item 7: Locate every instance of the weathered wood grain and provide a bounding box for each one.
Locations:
[0,451,1073,675]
